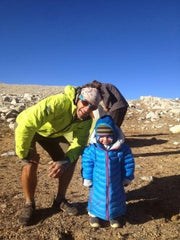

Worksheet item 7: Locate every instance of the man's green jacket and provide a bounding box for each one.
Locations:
[15,85,92,162]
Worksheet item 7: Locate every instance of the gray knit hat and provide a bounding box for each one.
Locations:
[81,87,101,106]
[96,124,113,136]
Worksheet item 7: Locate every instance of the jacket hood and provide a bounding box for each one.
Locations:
[90,115,125,149]
[64,85,76,102]
[64,85,77,115]
[95,115,116,136]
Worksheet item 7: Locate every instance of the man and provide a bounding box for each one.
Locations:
[15,85,101,226]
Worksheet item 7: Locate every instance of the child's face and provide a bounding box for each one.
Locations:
[98,135,113,145]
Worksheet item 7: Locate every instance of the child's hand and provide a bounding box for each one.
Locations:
[123,179,132,187]
[83,179,92,187]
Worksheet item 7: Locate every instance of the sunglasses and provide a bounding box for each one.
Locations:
[79,94,98,110]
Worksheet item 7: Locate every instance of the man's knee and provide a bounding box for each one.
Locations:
[18,157,40,169]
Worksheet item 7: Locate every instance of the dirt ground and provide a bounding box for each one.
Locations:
[0,93,180,239]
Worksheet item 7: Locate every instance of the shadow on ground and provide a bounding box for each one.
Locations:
[28,175,180,227]
[28,201,88,226]
[126,175,180,224]
[125,137,167,148]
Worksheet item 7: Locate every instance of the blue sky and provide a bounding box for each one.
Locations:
[0,0,179,100]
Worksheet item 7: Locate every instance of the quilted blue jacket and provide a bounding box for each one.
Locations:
[81,115,135,220]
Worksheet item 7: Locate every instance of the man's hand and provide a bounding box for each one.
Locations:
[103,106,109,112]
[48,160,70,178]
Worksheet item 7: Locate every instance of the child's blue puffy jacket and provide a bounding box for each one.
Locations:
[81,115,135,220]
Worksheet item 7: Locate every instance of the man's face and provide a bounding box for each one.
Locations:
[76,98,98,120]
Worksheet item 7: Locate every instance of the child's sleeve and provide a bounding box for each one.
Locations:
[121,144,135,182]
[81,144,95,182]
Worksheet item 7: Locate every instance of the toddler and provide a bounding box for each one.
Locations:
[81,115,135,228]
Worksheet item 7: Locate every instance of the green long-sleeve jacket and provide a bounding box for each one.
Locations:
[15,85,92,162]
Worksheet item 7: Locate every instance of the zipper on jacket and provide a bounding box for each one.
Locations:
[106,151,110,220]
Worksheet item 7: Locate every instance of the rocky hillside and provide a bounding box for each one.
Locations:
[0,82,180,134]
